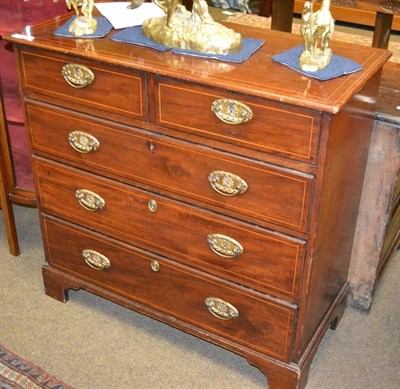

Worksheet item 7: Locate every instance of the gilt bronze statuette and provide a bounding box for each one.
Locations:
[142,0,242,54]
[66,0,97,36]
[300,0,335,71]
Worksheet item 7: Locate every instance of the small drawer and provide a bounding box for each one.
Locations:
[20,49,146,121]
[27,102,313,233]
[34,158,305,301]
[155,78,320,164]
[43,216,296,361]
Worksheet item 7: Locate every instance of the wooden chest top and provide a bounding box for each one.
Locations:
[5,13,390,113]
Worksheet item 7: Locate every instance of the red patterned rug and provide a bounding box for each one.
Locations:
[0,345,73,389]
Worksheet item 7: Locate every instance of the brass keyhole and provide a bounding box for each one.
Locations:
[148,199,158,212]
[151,260,160,272]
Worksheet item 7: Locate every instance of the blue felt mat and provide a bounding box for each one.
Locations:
[272,45,363,81]
[111,26,264,62]
[54,17,113,39]
[110,26,170,51]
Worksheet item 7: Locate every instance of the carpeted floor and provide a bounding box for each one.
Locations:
[1,205,399,389]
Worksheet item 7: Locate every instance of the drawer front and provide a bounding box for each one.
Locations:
[43,216,295,361]
[27,103,313,233]
[34,159,305,300]
[20,50,146,121]
[155,78,320,164]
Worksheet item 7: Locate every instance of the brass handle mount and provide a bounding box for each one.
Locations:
[82,249,111,270]
[207,233,243,258]
[205,297,239,320]
[211,99,253,125]
[208,170,248,197]
[68,131,100,154]
[75,189,105,212]
[61,63,94,88]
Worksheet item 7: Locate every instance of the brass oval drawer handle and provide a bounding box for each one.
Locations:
[82,249,111,270]
[68,131,100,154]
[205,297,239,320]
[208,170,248,197]
[61,63,94,88]
[75,189,105,211]
[207,233,243,258]
[211,98,253,125]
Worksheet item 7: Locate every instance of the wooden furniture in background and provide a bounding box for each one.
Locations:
[0,0,69,254]
[272,0,399,49]
[272,0,295,31]
[0,81,19,256]
[257,0,273,16]
[0,0,68,205]
[293,1,400,32]
[185,0,273,15]
[348,62,400,311]
[7,14,389,389]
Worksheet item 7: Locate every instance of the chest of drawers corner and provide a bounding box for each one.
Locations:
[7,15,390,389]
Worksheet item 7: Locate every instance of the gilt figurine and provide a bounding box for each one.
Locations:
[300,0,335,71]
[142,0,242,54]
[66,0,97,36]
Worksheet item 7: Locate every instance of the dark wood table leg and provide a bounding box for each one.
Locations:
[259,0,273,17]
[271,0,295,32]
[372,12,394,49]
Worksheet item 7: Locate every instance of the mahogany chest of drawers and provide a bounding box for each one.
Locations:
[7,14,389,389]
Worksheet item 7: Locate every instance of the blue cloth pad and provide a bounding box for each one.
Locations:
[111,26,264,62]
[272,45,363,81]
[110,26,170,51]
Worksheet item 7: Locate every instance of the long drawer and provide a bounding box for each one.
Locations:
[42,215,296,362]
[34,158,305,301]
[27,102,313,233]
[155,78,321,164]
[19,49,146,122]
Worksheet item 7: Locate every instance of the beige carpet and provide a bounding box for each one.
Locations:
[1,205,399,389]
